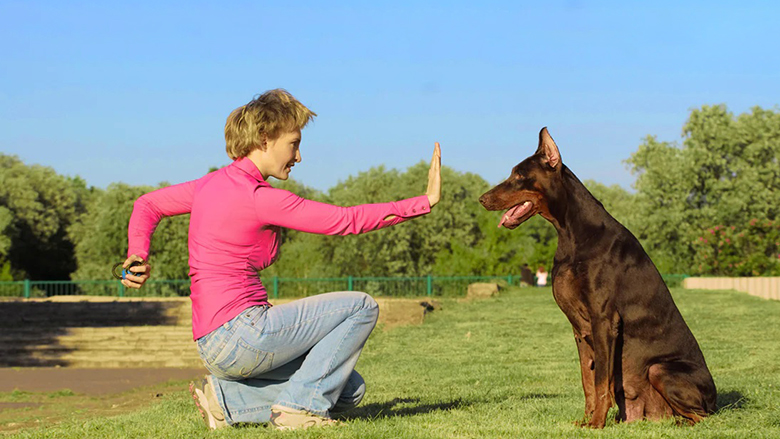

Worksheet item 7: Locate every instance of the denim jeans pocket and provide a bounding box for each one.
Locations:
[209,336,274,379]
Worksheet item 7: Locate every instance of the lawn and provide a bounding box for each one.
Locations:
[3,287,780,438]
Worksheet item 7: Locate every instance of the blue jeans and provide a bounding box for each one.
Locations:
[195,291,379,425]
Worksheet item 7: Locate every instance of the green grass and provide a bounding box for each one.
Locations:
[5,288,780,438]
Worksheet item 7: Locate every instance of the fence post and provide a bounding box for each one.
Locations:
[273,276,279,299]
[24,279,30,299]
[118,281,125,297]
[348,276,353,291]
[507,274,513,286]
[426,275,432,297]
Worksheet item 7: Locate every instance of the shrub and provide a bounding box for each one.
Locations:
[692,219,780,276]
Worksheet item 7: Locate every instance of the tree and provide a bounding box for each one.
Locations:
[319,162,490,277]
[0,155,89,280]
[70,184,152,280]
[433,209,556,276]
[626,105,780,274]
[0,206,13,280]
[71,182,194,282]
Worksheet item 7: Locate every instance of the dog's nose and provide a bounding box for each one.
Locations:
[478,194,488,206]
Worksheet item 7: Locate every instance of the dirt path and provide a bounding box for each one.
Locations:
[0,368,206,433]
[0,367,206,396]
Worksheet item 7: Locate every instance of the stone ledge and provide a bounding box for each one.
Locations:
[0,296,431,368]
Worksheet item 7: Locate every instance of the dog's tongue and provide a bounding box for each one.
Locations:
[499,202,532,228]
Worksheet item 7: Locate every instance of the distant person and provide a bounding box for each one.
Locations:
[520,263,534,287]
[536,265,548,287]
[119,89,442,431]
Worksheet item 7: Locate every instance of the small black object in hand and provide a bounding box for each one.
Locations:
[111,260,143,280]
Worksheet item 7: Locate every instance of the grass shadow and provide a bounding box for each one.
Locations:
[337,397,471,420]
[716,390,748,412]
[338,392,560,421]
[516,392,560,401]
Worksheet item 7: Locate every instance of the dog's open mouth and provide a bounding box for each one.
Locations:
[499,201,534,229]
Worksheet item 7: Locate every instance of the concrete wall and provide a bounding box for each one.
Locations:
[683,277,780,301]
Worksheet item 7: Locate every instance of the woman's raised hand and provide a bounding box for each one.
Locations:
[426,142,442,207]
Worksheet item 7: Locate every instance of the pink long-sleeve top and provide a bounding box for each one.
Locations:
[128,157,431,339]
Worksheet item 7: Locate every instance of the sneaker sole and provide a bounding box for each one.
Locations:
[189,381,215,430]
[270,406,340,430]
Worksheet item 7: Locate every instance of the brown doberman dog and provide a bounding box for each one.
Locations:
[479,128,716,428]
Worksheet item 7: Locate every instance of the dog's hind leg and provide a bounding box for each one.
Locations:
[648,362,716,424]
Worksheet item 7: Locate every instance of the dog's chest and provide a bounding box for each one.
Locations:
[551,266,591,333]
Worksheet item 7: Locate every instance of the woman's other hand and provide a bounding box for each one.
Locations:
[121,254,152,289]
[426,142,441,207]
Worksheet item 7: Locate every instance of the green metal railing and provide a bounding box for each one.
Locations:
[0,279,192,299]
[0,274,690,299]
[265,275,518,298]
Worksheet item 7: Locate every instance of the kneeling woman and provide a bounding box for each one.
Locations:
[120,89,442,431]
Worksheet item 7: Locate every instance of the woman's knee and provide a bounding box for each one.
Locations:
[332,370,366,413]
[356,292,379,322]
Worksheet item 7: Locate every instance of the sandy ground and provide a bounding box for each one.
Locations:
[0,367,206,396]
[0,369,204,433]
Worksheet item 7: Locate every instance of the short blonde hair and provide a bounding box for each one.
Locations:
[224,89,316,160]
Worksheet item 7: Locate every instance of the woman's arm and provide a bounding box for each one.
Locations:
[122,180,196,289]
[255,143,441,234]
[254,190,431,234]
[127,180,197,259]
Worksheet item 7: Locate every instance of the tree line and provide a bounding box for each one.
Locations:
[1,104,778,282]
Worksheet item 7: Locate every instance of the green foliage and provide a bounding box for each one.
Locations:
[70,184,152,280]
[319,163,491,277]
[434,210,557,276]
[692,220,780,276]
[626,105,780,274]
[0,154,89,280]
[0,260,12,281]
[0,206,13,281]
[70,182,194,282]
[0,206,12,257]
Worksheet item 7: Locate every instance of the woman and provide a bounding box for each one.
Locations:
[535,265,548,287]
[120,89,442,431]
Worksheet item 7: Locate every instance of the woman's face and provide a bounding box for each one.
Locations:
[263,129,302,180]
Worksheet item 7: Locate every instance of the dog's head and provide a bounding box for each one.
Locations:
[478,127,562,229]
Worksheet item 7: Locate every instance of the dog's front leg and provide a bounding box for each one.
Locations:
[573,329,596,425]
[585,313,620,429]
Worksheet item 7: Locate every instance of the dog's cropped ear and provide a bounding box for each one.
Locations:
[535,127,561,170]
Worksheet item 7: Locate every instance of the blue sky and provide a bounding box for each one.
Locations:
[1,1,778,192]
